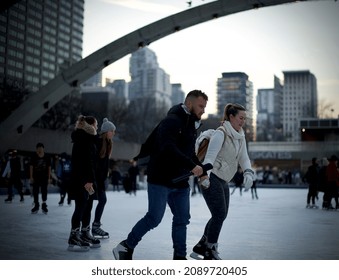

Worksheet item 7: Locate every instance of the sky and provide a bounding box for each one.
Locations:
[82,0,339,117]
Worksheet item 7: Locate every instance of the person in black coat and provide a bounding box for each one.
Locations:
[304,157,319,208]
[113,89,208,260]
[67,115,100,251]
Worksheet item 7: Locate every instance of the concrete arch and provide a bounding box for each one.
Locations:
[0,0,321,153]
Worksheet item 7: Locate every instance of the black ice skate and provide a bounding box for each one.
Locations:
[68,228,90,252]
[112,240,134,260]
[41,202,48,214]
[92,223,109,239]
[31,203,39,214]
[190,235,207,260]
[81,226,101,248]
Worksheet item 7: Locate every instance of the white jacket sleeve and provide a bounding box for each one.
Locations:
[238,138,254,189]
[203,130,224,176]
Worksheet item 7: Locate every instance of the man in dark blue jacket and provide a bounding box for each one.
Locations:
[113,90,208,260]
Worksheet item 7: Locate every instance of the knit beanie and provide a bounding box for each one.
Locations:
[100,118,116,134]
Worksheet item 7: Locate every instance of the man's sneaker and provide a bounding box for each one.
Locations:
[113,240,134,260]
[81,227,101,248]
[306,204,311,209]
[92,223,109,239]
[68,229,90,252]
[190,236,207,260]
[4,197,12,203]
[311,204,319,209]
[42,203,48,214]
[31,203,39,214]
[204,243,222,260]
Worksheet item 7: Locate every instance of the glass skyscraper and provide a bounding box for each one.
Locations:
[0,0,84,92]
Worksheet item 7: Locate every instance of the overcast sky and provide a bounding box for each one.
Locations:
[82,0,339,117]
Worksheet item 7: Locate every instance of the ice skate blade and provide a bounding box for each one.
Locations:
[67,245,90,252]
[190,252,204,260]
[93,235,109,239]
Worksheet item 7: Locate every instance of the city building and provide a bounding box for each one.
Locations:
[256,76,283,141]
[217,72,254,141]
[106,78,128,101]
[0,0,84,92]
[171,83,185,105]
[282,70,318,141]
[80,86,116,124]
[128,47,172,112]
[82,71,102,87]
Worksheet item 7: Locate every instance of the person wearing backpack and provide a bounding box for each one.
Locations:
[113,90,208,260]
[190,103,254,260]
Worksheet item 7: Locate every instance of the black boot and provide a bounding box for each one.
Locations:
[58,195,65,206]
[31,202,39,214]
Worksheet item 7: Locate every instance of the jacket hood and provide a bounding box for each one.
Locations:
[71,119,97,143]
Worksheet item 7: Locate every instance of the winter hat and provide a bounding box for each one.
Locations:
[100,118,116,134]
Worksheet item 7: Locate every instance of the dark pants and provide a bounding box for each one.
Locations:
[307,184,318,204]
[93,188,107,225]
[32,180,48,204]
[323,182,339,208]
[7,177,24,199]
[202,173,229,244]
[71,190,94,230]
[59,178,71,203]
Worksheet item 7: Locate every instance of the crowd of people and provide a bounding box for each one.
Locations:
[1,89,339,260]
[303,155,339,210]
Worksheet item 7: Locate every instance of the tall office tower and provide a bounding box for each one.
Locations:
[256,76,283,141]
[282,70,317,141]
[81,86,116,125]
[217,72,254,141]
[106,79,128,100]
[171,83,185,106]
[82,71,103,87]
[129,47,172,111]
[0,0,84,92]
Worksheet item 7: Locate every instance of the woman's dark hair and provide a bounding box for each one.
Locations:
[222,103,246,121]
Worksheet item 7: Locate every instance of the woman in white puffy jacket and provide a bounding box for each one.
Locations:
[190,103,254,260]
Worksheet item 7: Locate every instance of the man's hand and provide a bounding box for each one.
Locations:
[191,165,203,177]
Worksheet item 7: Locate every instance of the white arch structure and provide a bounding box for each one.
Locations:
[0,0,323,152]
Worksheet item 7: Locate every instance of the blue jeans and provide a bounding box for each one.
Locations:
[126,183,190,257]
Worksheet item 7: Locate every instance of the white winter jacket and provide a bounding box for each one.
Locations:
[202,121,252,182]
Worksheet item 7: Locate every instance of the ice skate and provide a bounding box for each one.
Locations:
[113,240,134,260]
[204,243,222,260]
[190,236,207,260]
[68,229,90,252]
[92,223,109,239]
[4,197,12,203]
[41,202,48,214]
[81,226,101,248]
[58,195,65,206]
[31,203,39,214]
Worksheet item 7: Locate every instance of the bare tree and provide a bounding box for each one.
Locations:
[318,98,333,119]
